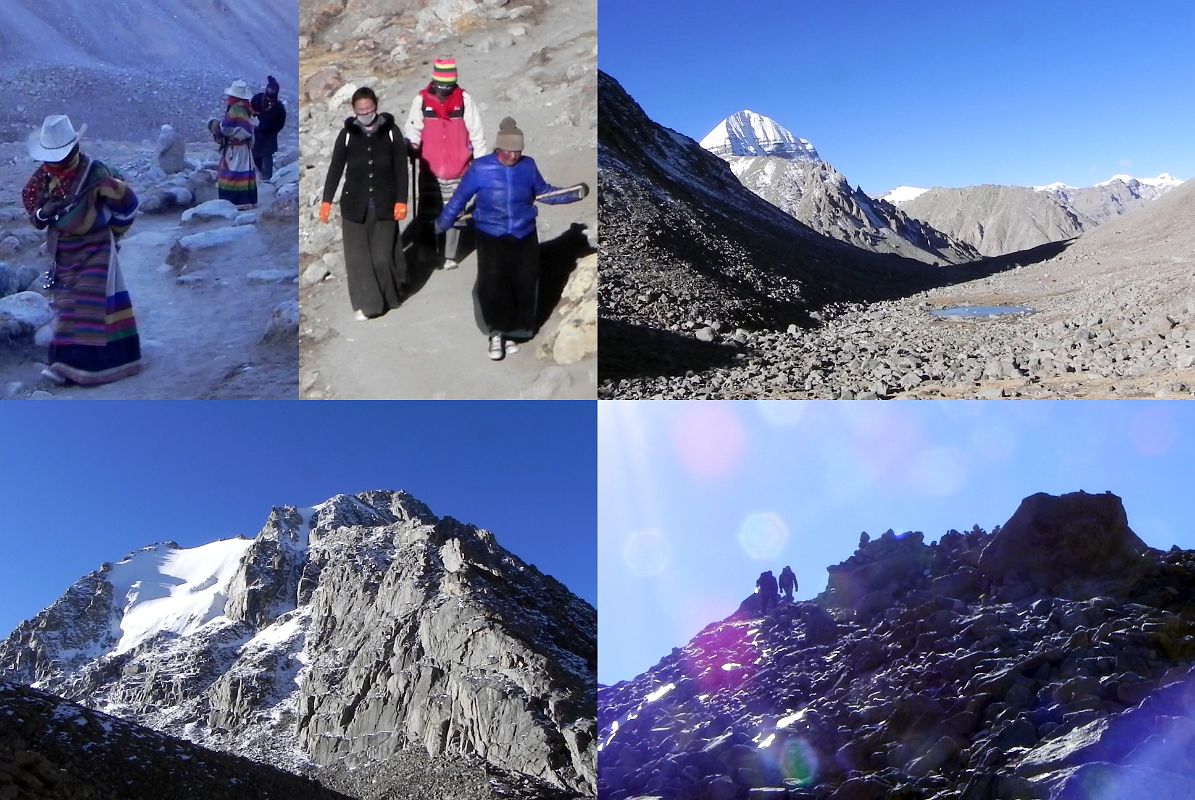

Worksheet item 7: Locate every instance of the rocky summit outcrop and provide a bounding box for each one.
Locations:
[599,491,1195,800]
[0,682,350,800]
[977,492,1147,591]
[0,490,596,798]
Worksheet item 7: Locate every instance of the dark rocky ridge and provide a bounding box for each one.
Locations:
[598,491,1195,800]
[0,683,350,800]
[0,490,596,799]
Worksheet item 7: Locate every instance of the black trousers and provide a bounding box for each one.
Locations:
[476,230,538,338]
[342,205,407,316]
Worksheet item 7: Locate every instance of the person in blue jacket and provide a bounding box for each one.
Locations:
[436,117,588,361]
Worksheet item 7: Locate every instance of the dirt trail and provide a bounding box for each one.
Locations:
[299,0,597,399]
[0,141,298,399]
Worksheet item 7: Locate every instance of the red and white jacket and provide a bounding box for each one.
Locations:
[403,85,486,180]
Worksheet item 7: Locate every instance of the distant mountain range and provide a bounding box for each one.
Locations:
[884,174,1185,256]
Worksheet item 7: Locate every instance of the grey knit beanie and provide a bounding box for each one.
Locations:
[494,117,524,151]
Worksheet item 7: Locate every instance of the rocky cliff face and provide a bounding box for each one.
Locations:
[901,185,1093,257]
[0,490,596,798]
[599,491,1195,800]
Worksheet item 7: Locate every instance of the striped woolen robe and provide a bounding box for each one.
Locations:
[219,98,257,207]
[22,153,141,383]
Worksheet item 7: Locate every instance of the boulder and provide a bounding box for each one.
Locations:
[156,124,188,173]
[977,491,1147,590]
[181,199,241,225]
[0,291,53,337]
[263,300,300,343]
[0,264,40,297]
[166,226,257,268]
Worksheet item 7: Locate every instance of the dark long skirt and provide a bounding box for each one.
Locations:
[476,230,538,339]
[342,205,407,317]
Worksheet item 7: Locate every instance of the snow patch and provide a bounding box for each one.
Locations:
[881,186,930,205]
[109,538,254,655]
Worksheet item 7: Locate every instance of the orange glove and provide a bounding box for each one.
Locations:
[394,202,408,222]
[319,201,331,224]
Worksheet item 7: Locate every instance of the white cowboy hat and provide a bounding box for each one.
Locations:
[224,79,252,100]
[27,115,87,162]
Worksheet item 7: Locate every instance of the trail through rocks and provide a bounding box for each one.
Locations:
[299,0,597,399]
[0,140,299,399]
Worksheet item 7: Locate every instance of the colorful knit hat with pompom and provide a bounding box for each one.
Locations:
[432,58,458,84]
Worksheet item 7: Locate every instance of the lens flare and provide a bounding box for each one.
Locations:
[672,403,747,481]
[908,446,966,496]
[760,736,819,786]
[1129,406,1178,457]
[755,400,808,428]
[621,528,671,577]
[738,512,789,560]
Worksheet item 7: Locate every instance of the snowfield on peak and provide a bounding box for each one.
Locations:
[1097,172,1184,189]
[700,110,821,160]
[109,538,254,655]
[880,185,931,204]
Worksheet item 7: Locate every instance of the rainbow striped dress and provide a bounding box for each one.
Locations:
[219,98,258,208]
[22,153,141,385]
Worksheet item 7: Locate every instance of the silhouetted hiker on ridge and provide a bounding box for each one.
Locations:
[779,565,797,601]
[756,570,779,615]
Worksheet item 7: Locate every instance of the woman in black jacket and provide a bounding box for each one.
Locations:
[319,87,409,320]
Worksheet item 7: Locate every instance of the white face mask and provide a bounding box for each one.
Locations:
[356,112,377,126]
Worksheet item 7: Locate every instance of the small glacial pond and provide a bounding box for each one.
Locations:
[931,305,1033,319]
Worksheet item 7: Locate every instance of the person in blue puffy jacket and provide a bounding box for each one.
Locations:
[436,117,588,361]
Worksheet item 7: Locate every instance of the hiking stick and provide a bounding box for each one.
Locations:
[454,183,588,224]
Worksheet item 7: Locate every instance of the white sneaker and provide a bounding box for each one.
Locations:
[488,334,504,360]
[40,367,67,385]
[504,339,520,355]
[354,310,367,321]
[442,259,458,270]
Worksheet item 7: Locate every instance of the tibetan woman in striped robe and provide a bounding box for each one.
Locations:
[22,114,141,386]
[218,79,258,209]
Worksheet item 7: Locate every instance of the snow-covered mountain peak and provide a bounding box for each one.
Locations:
[1033,181,1077,193]
[0,489,596,796]
[1097,172,1185,189]
[700,110,821,160]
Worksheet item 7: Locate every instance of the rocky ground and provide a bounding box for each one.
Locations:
[598,491,1195,800]
[0,134,300,399]
[0,1,297,144]
[0,683,349,800]
[601,180,1195,400]
[298,0,596,399]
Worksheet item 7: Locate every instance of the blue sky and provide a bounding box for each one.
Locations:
[600,0,1195,194]
[599,401,1195,684]
[0,402,596,637]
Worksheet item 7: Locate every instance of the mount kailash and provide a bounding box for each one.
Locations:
[700,111,980,266]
